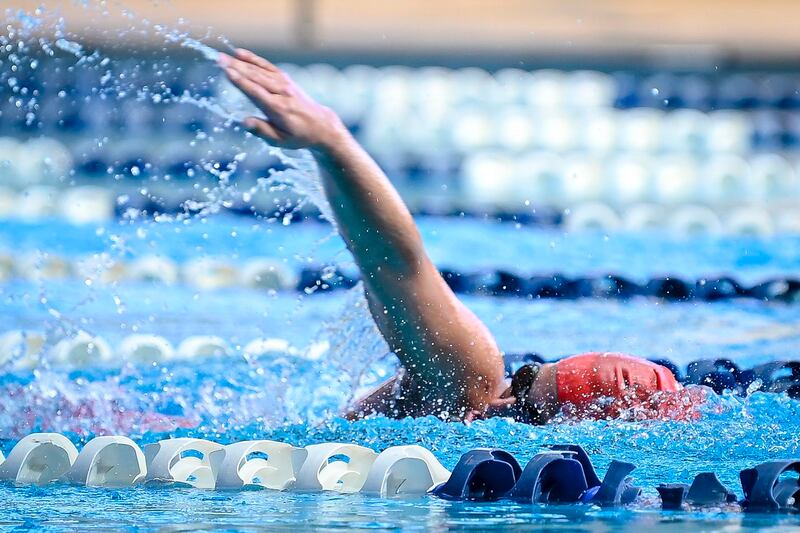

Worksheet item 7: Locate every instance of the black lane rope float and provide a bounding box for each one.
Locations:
[299,266,800,303]
[6,255,799,303]
[436,444,800,513]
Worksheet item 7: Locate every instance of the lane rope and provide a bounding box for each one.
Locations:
[0,435,796,513]
[3,252,799,303]
[2,329,798,398]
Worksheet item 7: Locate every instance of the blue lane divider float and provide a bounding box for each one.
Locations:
[301,267,800,304]
[739,361,800,395]
[687,473,738,506]
[509,445,640,506]
[0,435,799,515]
[656,472,737,510]
[740,460,800,512]
[433,445,642,507]
[434,270,800,303]
[431,449,521,501]
[684,359,741,393]
[509,450,588,503]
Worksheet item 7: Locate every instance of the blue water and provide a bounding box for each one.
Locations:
[1,218,800,530]
[5,216,800,283]
[2,3,799,528]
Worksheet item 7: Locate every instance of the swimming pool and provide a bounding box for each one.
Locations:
[1,3,799,526]
[1,217,799,530]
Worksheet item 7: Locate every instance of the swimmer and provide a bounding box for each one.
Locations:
[218,50,700,424]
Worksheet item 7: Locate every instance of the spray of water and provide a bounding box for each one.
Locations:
[0,2,387,437]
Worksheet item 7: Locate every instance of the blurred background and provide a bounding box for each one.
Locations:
[2,0,800,233]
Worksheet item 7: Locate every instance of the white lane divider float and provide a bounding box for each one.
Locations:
[63,436,147,488]
[564,202,622,233]
[362,445,451,497]
[118,334,175,365]
[0,330,312,370]
[669,205,723,235]
[18,253,73,281]
[128,255,181,285]
[0,251,15,282]
[622,204,664,231]
[295,443,379,493]
[0,434,453,497]
[777,209,800,234]
[240,258,300,291]
[0,433,79,485]
[17,186,60,220]
[727,208,774,237]
[214,440,307,490]
[182,257,242,291]
[60,186,115,225]
[243,337,297,359]
[50,331,113,368]
[0,186,17,219]
[0,253,298,291]
[75,254,127,284]
[177,336,231,360]
[143,438,224,489]
[0,330,45,369]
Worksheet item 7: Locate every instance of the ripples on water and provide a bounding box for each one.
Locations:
[1,3,800,530]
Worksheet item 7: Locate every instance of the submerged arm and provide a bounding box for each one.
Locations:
[219,49,505,416]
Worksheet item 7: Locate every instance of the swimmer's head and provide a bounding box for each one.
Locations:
[508,363,549,424]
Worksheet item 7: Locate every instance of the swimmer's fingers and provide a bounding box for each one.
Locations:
[488,397,517,409]
[219,51,342,149]
[242,117,284,143]
[464,409,479,424]
[222,56,289,96]
[465,396,517,423]
[224,66,282,114]
[480,396,518,419]
[234,48,279,73]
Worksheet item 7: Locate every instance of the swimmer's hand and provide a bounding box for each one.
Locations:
[463,396,517,423]
[219,49,347,149]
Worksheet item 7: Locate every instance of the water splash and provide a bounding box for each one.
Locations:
[0,2,380,437]
[53,37,83,56]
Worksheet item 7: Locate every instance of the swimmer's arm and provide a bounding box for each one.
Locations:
[219,49,505,413]
[312,132,505,412]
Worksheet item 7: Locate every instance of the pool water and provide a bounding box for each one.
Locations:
[1,217,800,531]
